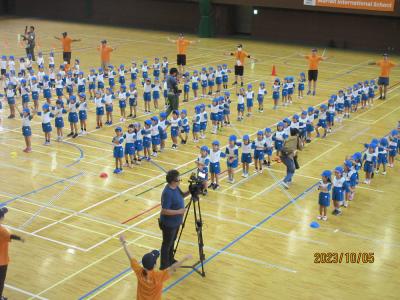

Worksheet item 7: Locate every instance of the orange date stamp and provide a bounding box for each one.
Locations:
[314,252,374,264]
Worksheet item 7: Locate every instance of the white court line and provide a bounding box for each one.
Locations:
[5,284,49,300]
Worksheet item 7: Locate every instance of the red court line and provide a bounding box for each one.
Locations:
[121,203,161,224]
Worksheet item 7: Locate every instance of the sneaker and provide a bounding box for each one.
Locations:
[317,215,322,220]
[244,172,249,178]
[213,184,220,190]
[312,91,316,96]
[96,126,100,129]
[375,169,379,174]
[307,90,311,95]
[281,181,289,189]
[254,168,258,174]
[127,114,132,117]
[259,168,263,174]
[172,144,177,149]
[208,183,215,189]
[202,189,208,196]
[118,168,123,173]
[382,171,386,175]
[78,130,84,136]
[227,178,233,184]
[44,141,50,146]
[332,209,338,215]
[336,210,342,215]
[343,201,348,208]
[242,173,246,178]
[73,133,78,138]
[322,216,328,221]
[113,168,120,174]
[23,148,29,153]
[151,152,158,157]
[67,132,74,137]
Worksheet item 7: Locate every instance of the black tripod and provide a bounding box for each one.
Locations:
[173,193,206,277]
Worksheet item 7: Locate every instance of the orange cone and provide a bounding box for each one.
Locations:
[271,64,277,76]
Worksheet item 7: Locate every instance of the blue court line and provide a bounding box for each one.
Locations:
[0,173,83,207]
[78,181,319,299]
[63,141,84,168]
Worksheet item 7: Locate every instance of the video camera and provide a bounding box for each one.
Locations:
[188,172,206,200]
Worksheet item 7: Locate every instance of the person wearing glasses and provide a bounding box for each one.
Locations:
[159,170,189,270]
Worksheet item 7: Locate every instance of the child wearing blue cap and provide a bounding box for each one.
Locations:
[207,66,215,96]
[376,138,388,175]
[20,79,30,109]
[141,59,149,80]
[388,129,398,168]
[362,144,376,184]
[161,56,168,80]
[361,80,369,109]
[222,64,231,90]
[78,93,88,135]
[159,112,170,151]
[368,79,377,107]
[252,131,267,173]
[210,98,219,134]
[200,103,208,139]
[263,128,273,167]
[336,90,345,124]
[282,77,288,107]
[226,135,239,183]
[16,106,35,152]
[287,76,295,104]
[128,83,137,118]
[191,70,200,100]
[142,120,152,161]
[97,68,105,91]
[237,87,245,121]
[42,75,52,104]
[183,73,190,102]
[245,84,254,117]
[88,69,97,100]
[30,76,39,111]
[77,71,86,94]
[209,140,226,190]
[332,166,345,216]
[327,99,335,133]
[103,88,114,126]
[151,116,161,157]
[179,109,189,144]
[318,170,332,221]
[38,103,54,145]
[257,82,267,113]
[217,97,225,131]
[298,72,306,99]
[53,99,67,141]
[152,57,161,78]
[200,67,208,98]
[143,78,152,113]
[273,122,287,161]
[192,106,201,143]
[169,110,180,149]
[67,96,79,138]
[0,55,6,76]
[118,64,127,86]
[5,83,16,119]
[107,65,116,90]
[344,160,357,203]
[112,127,124,173]
[152,77,161,110]
[123,124,137,168]
[65,71,74,96]
[238,134,252,177]
[130,61,138,84]
[223,92,231,125]
[94,90,105,129]
[316,104,327,138]
[215,65,223,95]
[272,78,280,110]
[133,123,143,164]
[118,85,128,122]
[196,145,210,194]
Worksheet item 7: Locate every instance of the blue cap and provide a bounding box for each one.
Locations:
[212,140,220,146]
[229,135,237,142]
[79,71,84,75]
[120,85,126,90]
[21,79,26,84]
[247,84,252,89]
[380,138,388,146]
[172,109,179,115]
[257,130,263,136]
[300,72,305,76]
[222,64,227,67]
[151,116,158,122]
[144,120,151,126]
[371,138,379,145]
[115,126,122,132]
[277,122,284,127]
[200,103,205,109]
[108,65,114,69]
[293,114,299,120]
[260,81,265,86]
[307,106,314,112]
[9,55,14,60]
[98,67,103,72]
[79,92,86,98]
[181,109,187,115]
[283,118,291,124]
[331,94,337,100]
[320,104,327,110]
[212,98,218,103]
[352,152,362,160]
[56,99,63,105]
[69,95,76,101]
[1,55,6,60]
[202,67,207,71]
[195,106,201,113]
[353,84,358,89]
[23,108,30,114]
[224,91,230,96]
[141,250,160,270]
[338,89,343,93]
[321,170,332,178]
[344,160,353,168]
[42,103,50,110]
[120,64,124,68]
[328,99,334,105]
[143,60,148,64]
[43,75,49,80]
[200,145,209,152]
[335,166,344,174]
[265,128,271,133]
[160,112,167,119]
[301,110,307,115]
[364,80,369,84]
[243,135,250,141]
[193,70,198,74]
[370,79,375,84]
[391,129,399,136]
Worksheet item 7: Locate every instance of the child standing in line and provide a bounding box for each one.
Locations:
[257,82,267,113]
[17,106,35,152]
[53,99,67,141]
[123,124,136,168]
[94,90,105,129]
[118,64,127,86]
[128,83,137,118]
[298,111,308,143]
[273,122,287,161]
[343,160,357,204]
[104,88,114,125]
[159,112,170,151]
[108,65,116,91]
[210,98,219,134]
[97,68,105,92]
[388,129,398,168]
[143,78,152,113]
[263,128,273,167]
[5,83,16,119]
[332,166,345,216]
[162,78,168,107]
[298,72,306,99]
[272,78,280,110]
[245,84,254,117]
[141,60,149,81]
[223,92,231,125]
[169,110,180,149]
[200,67,208,98]
[0,56,7,76]
[363,144,376,184]
[376,137,388,175]
[200,103,207,139]
[88,69,97,100]
[318,170,332,221]
[306,107,315,143]
[161,57,168,80]
[327,99,335,133]
[30,76,39,111]
[67,95,79,138]
[118,85,128,122]
[237,87,245,121]
[142,119,152,161]
[221,64,230,90]
[226,135,239,183]
[179,109,190,144]
[150,116,161,157]
[368,79,377,107]
[252,131,266,173]
[78,93,88,135]
[191,70,200,100]
[130,61,138,84]
[217,97,225,131]
[77,71,86,94]
[183,74,190,103]
[209,140,226,190]
[207,67,215,96]
[112,127,124,174]
[134,122,143,164]
[152,77,161,110]
[336,90,345,123]
[196,146,210,195]
[239,134,252,178]
[192,105,201,143]
[316,104,328,138]
[361,80,369,109]
[42,75,52,104]
[287,76,295,104]
[38,103,54,145]
[20,79,30,109]
[281,78,288,106]
[344,87,351,118]
[48,51,54,69]
[215,65,223,95]
[152,58,160,78]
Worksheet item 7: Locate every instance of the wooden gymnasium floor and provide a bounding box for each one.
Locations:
[0,17,399,300]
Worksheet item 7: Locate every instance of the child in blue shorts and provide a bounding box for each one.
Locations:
[159,112,170,151]
[388,129,398,168]
[223,92,231,125]
[252,131,267,173]
[128,83,137,118]
[209,98,219,134]
[191,70,200,100]
[376,137,388,175]
[53,99,67,141]
[257,81,267,113]
[134,122,143,164]
[113,127,124,174]
[192,105,201,143]
[38,103,54,145]
[5,83,16,118]
[169,110,180,149]
[239,134,252,178]
[179,109,190,144]
[78,93,88,135]
[245,84,254,117]
[151,116,161,157]
[264,128,273,167]
[200,103,208,139]
[298,72,305,99]
[142,119,152,161]
[332,166,345,216]
[363,144,376,184]
[316,104,328,138]
[67,95,79,138]
[318,170,332,221]
[272,78,280,110]
[226,135,239,183]
[17,106,35,152]
[123,124,136,168]
[196,145,210,195]
[183,73,190,102]
[209,140,226,190]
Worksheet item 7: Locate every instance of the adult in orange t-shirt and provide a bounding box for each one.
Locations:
[300,48,328,96]
[226,44,256,89]
[54,32,81,65]
[0,208,24,300]
[168,33,198,74]
[119,235,192,300]
[370,53,397,100]
[97,40,116,72]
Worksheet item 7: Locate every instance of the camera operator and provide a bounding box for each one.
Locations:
[159,170,190,270]
[280,128,303,189]
[165,68,181,117]
[21,26,36,61]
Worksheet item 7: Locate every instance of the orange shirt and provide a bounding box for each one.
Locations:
[376,60,396,77]
[0,226,11,266]
[306,54,323,70]
[98,45,113,62]
[176,39,190,55]
[131,258,170,300]
[232,50,249,66]
[61,37,72,52]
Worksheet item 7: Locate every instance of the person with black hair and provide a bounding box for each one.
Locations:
[165,68,180,117]
[159,170,190,270]
[224,44,256,88]
[21,26,36,61]
[280,128,303,189]
[54,32,81,66]
[119,235,191,300]
[0,207,24,300]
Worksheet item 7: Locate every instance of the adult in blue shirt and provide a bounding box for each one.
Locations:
[159,170,189,270]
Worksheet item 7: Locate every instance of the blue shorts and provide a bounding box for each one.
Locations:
[257,94,264,103]
[193,123,200,133]
[181,125,190,133]
[282,90,288,97]
[142,71,148,79]
[144,92,151,102]
[68,112,78,124]
[275,140,283,151]
[336,103,344,111]
[153,91,160,100]
[224,109,230,116]
[183,85,190,93]
[192,82,199,90]
[318,119,327,128]
[272,92,279,100]
[7,97,15,105]
[227,159,238,168]
[135,140,143,151]
[208,80,215,87]
[32,91,39,101]
[113,146,124,158]
[109,78,115,87]
[129,98,137,107]
[66,86,73,95]
[119,77,125,85]
[43,89,51,99]
[79,110,87,121]
[143,137,151,148]
[200,122,207,131]
[160,131,167,140]
[217,112,223,121]
[254,149,264,161]
[151,135,161,145]
[389,148,397,157]
[210,162,221,174]
[222,75,228,83]
[362,94,368,101]
[363,161,373,173]
[216,77,222,85]
[201,80,207,88]
[153,70,160,77]
[97,82,105,89]
[42,122,52,133]
[210,113,218,121]
[171,127,179,137]
[22,126,32,137]
[56,88,63,97]
[327,113,335,123]
[288,88,294,95]
[22,94,30,103]
[298,84,304,91]
[78,85,85,93]
[378,77,389,86]
[125,143,135,155]
[246,99,253,108]
[55,117,64,128]
[319,192,330,207]
[162,67,168,74]
[89,83,95,90]
[96,107,105,116]
[119,100,126,109]
[163,90,168,98]
[332,186,343,201]
[241,153,252,164]
[106,104,113,112]
[264,148,273,156]
[237,103,244,112]
[344,100,351,108]
[131,73,137,80]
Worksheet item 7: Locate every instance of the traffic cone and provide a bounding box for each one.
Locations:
[271,65,277,76]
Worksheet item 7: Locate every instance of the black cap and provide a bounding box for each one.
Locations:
[0,207,8,218]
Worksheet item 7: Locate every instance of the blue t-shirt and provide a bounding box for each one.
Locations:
[160,185,185,228]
